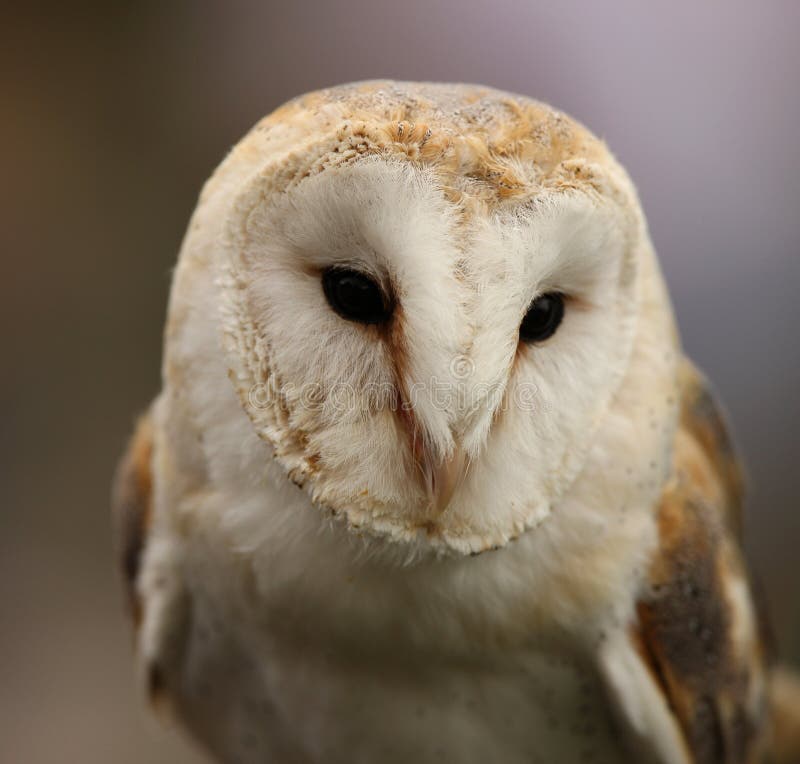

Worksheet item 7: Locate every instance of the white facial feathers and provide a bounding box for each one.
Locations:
[218,153,642,554]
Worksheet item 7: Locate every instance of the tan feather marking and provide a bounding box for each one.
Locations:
[639,498,748,763]
[112,411,154,629]
[251,81,623,212]
[382,304,428,504]
[632,370,770,763]
[677,360,746,537]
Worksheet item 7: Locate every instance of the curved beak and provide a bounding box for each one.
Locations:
[397,399,469,515]
[422,446,469,515]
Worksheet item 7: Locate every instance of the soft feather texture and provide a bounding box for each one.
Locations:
[118,81,783,763]
[219,123,651,556]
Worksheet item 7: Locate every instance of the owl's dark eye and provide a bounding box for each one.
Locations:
[322,267,392,325]
[519,292,565,343]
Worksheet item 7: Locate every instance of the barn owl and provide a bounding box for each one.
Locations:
[114,81,800,763]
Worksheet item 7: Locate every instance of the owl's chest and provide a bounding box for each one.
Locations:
[176,595,628,764]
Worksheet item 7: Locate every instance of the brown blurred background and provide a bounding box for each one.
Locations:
[2,2,798,762]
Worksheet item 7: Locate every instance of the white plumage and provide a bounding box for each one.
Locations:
[115,81,793,763]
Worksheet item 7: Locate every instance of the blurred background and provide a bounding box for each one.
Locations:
[2,1,798,761]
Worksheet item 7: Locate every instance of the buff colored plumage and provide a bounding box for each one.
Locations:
[115,81,799,763]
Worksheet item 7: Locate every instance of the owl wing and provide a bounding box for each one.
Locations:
[113,410,155,629]
[113,406,189,706]
[673,359,746,539]
[599,359,771,764]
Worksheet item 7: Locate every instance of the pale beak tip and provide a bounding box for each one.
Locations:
[428,448,468,515]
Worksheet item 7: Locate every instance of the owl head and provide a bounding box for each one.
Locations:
[168,82,680,558]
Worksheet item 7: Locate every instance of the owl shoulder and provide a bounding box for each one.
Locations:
[598,359,776,763]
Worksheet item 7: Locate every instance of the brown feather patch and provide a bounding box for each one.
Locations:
[632,365,770,763]
[112,411,154,628]
[639,496,742,763]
